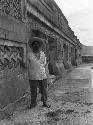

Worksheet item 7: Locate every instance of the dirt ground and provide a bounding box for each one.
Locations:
[0,64,93,125]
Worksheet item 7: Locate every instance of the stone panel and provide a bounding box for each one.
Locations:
[0,0,22,21]
[0,40,29,109]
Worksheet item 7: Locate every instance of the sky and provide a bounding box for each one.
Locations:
[55,0,93,46]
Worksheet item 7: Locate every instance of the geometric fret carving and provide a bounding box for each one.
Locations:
[0,45,24,71]
[0,0,22,20]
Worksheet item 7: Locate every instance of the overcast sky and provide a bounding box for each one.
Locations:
[55,0,93,46]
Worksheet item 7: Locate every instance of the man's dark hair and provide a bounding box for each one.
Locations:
[31,41,41,53]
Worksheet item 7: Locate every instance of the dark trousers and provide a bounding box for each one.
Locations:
[29,79,47,105]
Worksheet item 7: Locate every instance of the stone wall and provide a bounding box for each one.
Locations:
[0,0,22,21]
[0,9,29,110]
[0,0,82,119]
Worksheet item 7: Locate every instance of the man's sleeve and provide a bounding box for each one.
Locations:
[40,52,47,66]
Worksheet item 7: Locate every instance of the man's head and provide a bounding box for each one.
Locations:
[31,41,41,53]
[28,37,44,53]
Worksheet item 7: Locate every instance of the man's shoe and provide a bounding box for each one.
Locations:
[42,102,51,108]
[27,103,37,109]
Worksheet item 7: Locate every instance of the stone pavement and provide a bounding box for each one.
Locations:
[0,64,93,125]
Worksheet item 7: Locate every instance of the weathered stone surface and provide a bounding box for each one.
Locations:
[56,62,66,77]
[0,0,82,119]
[0,15,29,43]
[0,37,29,110]
[0,71,29,109]
[0,0,22,21]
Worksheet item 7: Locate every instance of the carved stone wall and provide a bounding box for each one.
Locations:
[0,38,29,110]
[0,0,29,111]
[0,45,24,73]
[0,0,22,20]
[27,12,59,39]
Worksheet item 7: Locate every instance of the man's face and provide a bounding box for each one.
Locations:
[31,41,41,53]
[32,45,40,53]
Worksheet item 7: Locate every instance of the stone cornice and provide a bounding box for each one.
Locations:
[27,3,76,46]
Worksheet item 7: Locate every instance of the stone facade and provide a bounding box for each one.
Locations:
[0,0,29,111]
[0,0,82,116]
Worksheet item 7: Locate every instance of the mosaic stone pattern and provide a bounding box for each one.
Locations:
[0,0,22,20]
[0,45,24,72]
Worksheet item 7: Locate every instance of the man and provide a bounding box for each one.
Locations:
[26,38,50,109]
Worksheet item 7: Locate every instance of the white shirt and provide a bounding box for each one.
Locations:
[27,51,47,80]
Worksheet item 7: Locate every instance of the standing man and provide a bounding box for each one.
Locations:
[26,37,51,109]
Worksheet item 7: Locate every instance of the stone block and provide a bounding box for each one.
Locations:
[0,28,6,38]
[0,110,5,120]
[0,71,29,109]
[13,21,27,35]
[0,15,29,43]
[6,30,28,43]
[3,103,15,117]
[0,94,28,121]
[0,103,15,120]
[0,15,14,32]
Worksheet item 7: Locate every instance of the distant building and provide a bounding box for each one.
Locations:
[0,0,82,117]
[82,45,93,63]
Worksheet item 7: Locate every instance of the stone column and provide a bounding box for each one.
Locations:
[56,40,66,77]
[67,45,72,69]
[76,46,82,65]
